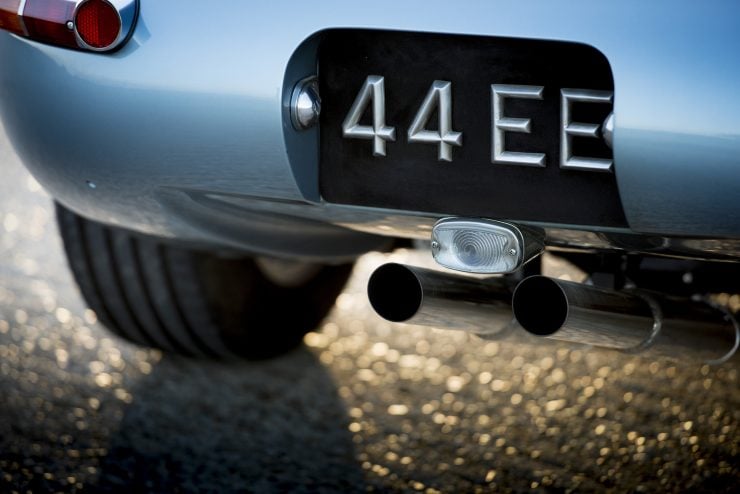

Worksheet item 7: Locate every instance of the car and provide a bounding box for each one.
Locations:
[0,0,738,362]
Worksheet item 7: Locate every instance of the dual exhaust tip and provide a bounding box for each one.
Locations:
[367,263,575,335]
[368,263,739,364]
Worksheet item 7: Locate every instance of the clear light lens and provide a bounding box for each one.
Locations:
[431,218,523,274]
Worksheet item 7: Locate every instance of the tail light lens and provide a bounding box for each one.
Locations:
[75,0,120,49]
[0,0,137,52]
[23,0,78,47]
[0,1,26,36]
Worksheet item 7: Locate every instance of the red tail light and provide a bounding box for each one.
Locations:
[23,0,78,47]
[75,0,120,49]
[0,1,26,36]
[0,0,137,52]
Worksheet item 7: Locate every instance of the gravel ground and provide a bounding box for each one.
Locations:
[0,123,738,493]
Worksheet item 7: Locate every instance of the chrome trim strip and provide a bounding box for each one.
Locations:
[17,0,28,37]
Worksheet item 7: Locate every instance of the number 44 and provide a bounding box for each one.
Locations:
[342,76,462,162]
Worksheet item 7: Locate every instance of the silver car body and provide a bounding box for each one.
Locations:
[1,0,739,261]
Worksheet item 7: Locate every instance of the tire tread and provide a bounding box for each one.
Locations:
[55,203,353,359]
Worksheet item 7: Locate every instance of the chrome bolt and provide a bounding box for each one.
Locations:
[602,112,614,149]
[66,21,74,30]
[431,240,440,251]
[508,248,517,256]
[290,76,321,130]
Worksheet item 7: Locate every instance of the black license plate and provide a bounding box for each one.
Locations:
[319,30,627,227]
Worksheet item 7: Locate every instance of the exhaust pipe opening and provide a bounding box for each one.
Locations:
[511,275,739,364]
[367,262,515,336]
[512,276,568,336]
[368,263,423,322]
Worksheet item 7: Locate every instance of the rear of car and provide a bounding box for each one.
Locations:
[0,0,738,362]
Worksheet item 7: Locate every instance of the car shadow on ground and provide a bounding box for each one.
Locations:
[91,347,366,493]
[0,285,367,493]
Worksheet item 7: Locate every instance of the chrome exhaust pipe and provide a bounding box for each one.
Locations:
[512,276,739,364]
[367,263,515,337]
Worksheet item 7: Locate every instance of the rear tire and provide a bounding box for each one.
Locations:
[56,204,353,359]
